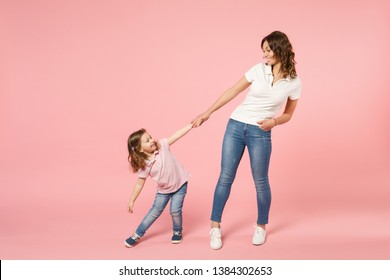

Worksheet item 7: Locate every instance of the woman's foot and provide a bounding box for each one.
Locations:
[252,225,266,245]
[209,227,223,250]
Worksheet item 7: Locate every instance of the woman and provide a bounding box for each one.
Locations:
[192,31,302,250]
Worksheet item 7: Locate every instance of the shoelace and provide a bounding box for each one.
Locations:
[254,226,265,235]
[173,231,182,236]
[131,233,140,241]
[210,228,221,238]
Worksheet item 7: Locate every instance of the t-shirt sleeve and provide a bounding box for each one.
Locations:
[160,138,169,150]
[137,167,149,179]
[288,78,302,100]
[244,64,260,83]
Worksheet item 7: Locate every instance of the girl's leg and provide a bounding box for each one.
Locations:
[135,192,170,237]
[169,182,188,232]
[210,119,246,224]
[246,125,272,226]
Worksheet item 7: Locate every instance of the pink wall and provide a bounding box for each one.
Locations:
[1,0,389,259]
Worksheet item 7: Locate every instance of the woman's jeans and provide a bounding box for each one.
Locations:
[135,182,187,237]
[211,119,272,225]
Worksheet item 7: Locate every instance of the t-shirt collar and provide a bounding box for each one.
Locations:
[265,63,291,82]
[145,150,159,166]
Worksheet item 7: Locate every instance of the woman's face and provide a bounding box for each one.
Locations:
[262,41,278,65]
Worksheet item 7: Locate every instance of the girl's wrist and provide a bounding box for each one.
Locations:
[273,118,278,126]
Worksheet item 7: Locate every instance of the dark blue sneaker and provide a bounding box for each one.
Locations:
[171,231,182,244]
[124,233,141,247]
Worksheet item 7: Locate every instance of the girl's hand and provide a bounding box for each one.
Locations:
[257,119,276,131]
[128,201,135,213]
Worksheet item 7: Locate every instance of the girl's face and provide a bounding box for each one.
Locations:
[140,132,157,155]
[262,41,278,65]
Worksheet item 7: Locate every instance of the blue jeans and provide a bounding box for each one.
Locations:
[211,119,272,225]
[135,182,188,237]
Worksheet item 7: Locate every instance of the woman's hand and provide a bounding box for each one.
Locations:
[192,112,210,127]
[257,119,276,131]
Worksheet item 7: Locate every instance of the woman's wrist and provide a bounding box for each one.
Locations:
[273,118,278,126]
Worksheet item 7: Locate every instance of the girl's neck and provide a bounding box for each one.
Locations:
[144,142,159,160]
[144,151,155,160]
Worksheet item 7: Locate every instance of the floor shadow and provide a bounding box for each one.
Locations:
[267,219,296,235]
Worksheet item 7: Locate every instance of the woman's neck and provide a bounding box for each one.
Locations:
[272,63,282,77]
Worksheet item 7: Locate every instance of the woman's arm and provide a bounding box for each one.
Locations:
[167,123,193,146]
[128,177,146,213]
[192,76,251,127]
[257,98,299,131]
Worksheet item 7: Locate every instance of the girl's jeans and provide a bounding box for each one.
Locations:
[211,119,272,225]
[135,182,188,237]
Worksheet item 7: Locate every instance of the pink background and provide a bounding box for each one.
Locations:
[1,0,389,259]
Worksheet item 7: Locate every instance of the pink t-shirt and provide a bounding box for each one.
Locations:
[138,138,190,194]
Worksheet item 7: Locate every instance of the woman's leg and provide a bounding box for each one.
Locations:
[135,192,170,237]
[246,125,272,226]
[210,119,246,225]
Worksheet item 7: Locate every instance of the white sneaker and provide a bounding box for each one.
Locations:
[252,225,266,245]
[209,227,222,250]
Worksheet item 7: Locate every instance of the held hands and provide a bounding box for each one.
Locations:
[257,118,277,131]
[191,112,210,128]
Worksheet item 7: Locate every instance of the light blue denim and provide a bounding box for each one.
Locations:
[135,182,187,237]
[211,118,272,225]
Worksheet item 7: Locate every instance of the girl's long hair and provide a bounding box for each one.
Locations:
[261,31,297,79]
[127,129,149,173]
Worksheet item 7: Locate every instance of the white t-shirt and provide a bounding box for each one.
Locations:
[230,63,302,126]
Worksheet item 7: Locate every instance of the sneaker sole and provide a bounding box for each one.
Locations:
[124,241,135,248]
[210,242,222,250]
[171,239,182,244]
[252,238,266,246]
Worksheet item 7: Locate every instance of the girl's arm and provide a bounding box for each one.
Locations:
[257,98,299,131]
[192,76,251,127]
[128,177,146,213]
[167,123,193,146]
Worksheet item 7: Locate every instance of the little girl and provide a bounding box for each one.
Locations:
[124,124,193,247]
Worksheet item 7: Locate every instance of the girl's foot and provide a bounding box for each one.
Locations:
[124,233,141,248]
[171,231,182,244]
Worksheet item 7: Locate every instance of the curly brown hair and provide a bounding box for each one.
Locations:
[261,31,297,79]
[127,128,149,173]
